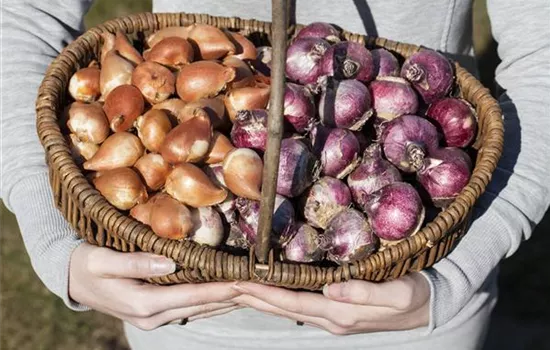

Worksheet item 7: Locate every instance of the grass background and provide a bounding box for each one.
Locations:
[2,0,549,349]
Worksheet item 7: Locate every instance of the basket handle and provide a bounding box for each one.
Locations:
[255,0,288,264]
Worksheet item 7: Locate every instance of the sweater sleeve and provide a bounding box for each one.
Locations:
[420,0,550,332]
[1,0,94,311]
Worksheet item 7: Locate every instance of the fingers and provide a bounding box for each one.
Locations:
[234,295,344,334]
[232,282,331,319]
[127,302,236,330]
[188,305,243,322]
[134,281,243,315]
[86,247,175,279]
[322,274,428,310]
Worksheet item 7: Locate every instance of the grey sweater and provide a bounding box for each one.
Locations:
[2,0,550,348]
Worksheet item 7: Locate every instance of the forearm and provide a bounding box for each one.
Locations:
[422,0,550,330]
[1,0,94,310]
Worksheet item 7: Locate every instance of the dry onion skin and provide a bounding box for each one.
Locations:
[176,61,236,102]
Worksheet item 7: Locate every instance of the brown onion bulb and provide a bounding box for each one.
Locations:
[100,32,115,64]
[146,37,194,69]
[146,26,192,48]
[67,102,110,144]
[151,98,188,123]
[83,132,144,171]
[187,24,236,60]
[222,148,263,200]
[68,134,98,165]
[149,194,194,240]
[131,61,176,104]
[69,67,101,102]
[160,108,212,164]
[176,61,236,102]
[130,193,166,225]
[224,85,271,122]
[205,131,235,164]
[223,56,255,89]
[99,50,134,98]
[165,163,228,207]
[103,84,145,132]
[134,153,172,191]
[93,167,148,210]
[114,30,144,66]
[135,109,173,153]
[182,97,228,129]
[227,31,257,61]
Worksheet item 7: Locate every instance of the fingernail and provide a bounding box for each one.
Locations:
[231,282,247,293]
[323,283,345,299]
[151,256,176,275]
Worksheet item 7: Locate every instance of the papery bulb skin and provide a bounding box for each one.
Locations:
[425,98,477,148]
[83,132,144,171]
[369,76,419,122]
[285,37,330,85]
[371,48,400,77]
[303,176,352,229]
[295,22,340,44]
[347,143,402,210]
[69,67,101,102]
[417,147,472,207]
[283,223,325,263]
[320,41,375,83]
[283,83,316,133]
[323,208,378,263]
[276,138,320,198]
[363,182,425,241]
[93,167,148,210]
[381,115,439,173]
[230,109,268,153]
[401,50,454,104]
[318,78,373,131]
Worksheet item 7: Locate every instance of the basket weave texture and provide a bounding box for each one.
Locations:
[35,12,504,290]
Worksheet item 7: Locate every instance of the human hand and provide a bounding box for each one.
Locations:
[69,243,242,330]
[232,273,430,335]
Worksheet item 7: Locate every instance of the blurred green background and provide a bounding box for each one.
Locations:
[1,0,549,349]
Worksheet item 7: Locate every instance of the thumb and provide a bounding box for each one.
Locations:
[87,247,176,279]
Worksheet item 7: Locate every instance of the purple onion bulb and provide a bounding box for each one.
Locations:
[303,176,352,229]
[318,78,373,130]
[277,138,320,198]
[401,50,454,104]
[370,77,419,122]
[310,125,361,178]
[319,41,375,83]
[347,143,402,210]
[417,147,472,207]
[381,115,440,172]
[295,22,341,44]
[236,194,295,246]
[286,37,330,85]
[372,48,400,77]
[231,109,268,152]
[284,83,316,132]
[216,192,237,225]
[425,98,477,148]
[322,208,378,263]
[364,182,425,241]
[283,222,325,263]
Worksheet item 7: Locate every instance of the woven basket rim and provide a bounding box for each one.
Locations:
[35,11,504,287]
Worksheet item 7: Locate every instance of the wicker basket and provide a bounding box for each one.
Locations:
[35,11,504,290]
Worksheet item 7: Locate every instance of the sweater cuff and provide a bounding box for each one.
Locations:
[418,201,513,333]
[10,171,91,312]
